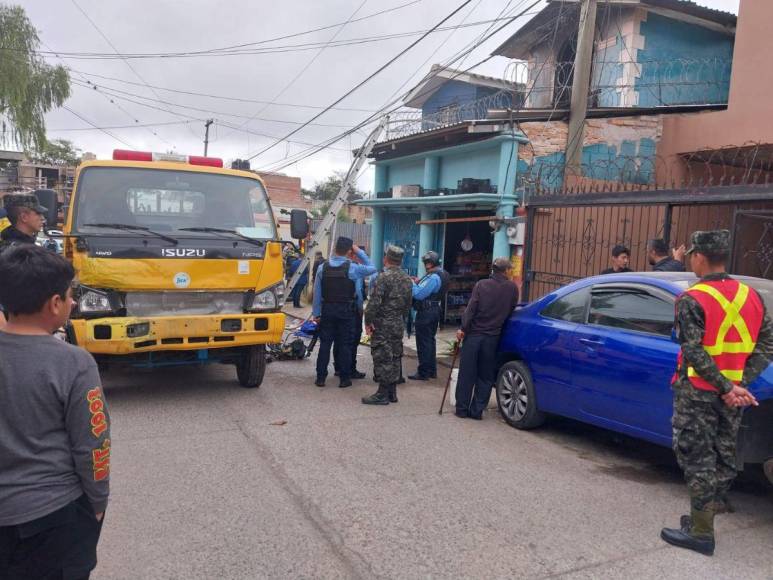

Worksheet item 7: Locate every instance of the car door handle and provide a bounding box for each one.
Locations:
[579,338,604,346]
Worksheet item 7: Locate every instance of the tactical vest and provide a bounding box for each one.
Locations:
[674,278,764,392]
[414,268,450,309]
[321,261,356,304]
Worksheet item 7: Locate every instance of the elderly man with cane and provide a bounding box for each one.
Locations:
[454,257,519,420]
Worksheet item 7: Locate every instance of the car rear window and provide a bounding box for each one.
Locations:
[541,287,590,323]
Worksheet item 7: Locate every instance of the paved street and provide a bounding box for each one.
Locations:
[95,351,773,580]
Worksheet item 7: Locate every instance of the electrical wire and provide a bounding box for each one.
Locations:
[62,106,138,148]
[245,0,478,163]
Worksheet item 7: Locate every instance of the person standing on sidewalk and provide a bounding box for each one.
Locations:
[362,246,413,405]
[312,237,377,388]
[0,245,111,579]
[454,257,519,420]
[408,251,449,381]
[660,230,771,556]
[287,252,308,308]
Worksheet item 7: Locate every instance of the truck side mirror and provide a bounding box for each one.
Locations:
[33,189,59,230]
[290,209,309,240]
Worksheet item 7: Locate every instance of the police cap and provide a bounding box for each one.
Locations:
[685,230,730,256]
[2,193,48,214]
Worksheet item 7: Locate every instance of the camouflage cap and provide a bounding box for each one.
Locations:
[685,229,730,255]
[385,245,405,263]
[2,193,47,214]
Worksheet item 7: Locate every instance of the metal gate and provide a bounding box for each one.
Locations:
[523,187,773,300]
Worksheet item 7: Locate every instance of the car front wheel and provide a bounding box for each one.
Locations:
[496,361,545,429]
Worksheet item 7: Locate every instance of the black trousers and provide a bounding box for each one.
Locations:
[455,333,500,418]
[0,494,104,580]
[414,306,440,378]
[334,309,363,373]
[316,302,355,380]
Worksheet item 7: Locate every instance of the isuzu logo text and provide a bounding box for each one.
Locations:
[161,248,206,257]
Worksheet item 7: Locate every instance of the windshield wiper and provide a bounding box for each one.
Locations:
[82,223,178,245]
[178,227,264,247]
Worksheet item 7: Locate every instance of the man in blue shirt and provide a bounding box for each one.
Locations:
[312,237,377,388]
[334,273,368,380]
[408,251,450,381]
[287,253,308,308]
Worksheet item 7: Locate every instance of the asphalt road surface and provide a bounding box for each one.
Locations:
[95,353,773,580]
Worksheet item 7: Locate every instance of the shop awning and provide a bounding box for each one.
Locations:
[355,193,518,210]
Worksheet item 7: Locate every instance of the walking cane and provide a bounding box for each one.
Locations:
[438,340,460,415]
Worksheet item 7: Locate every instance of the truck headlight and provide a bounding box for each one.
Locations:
[249,283,285,311]
[79,288,113,314]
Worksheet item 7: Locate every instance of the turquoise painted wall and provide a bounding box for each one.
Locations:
[438,145,501,190]
[386,159,425,189]
[637,13,733,106]
[383,212,420,276]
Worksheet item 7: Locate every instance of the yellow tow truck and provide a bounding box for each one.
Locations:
[57,149,308,388]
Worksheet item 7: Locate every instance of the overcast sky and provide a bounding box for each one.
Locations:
[20,0,739,191]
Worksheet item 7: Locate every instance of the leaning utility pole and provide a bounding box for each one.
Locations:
[565,0,598,173]
[203,119,214,156]
[284,116,388,298]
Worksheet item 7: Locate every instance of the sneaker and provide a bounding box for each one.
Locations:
[351,370,366,380]
[408,374,429,381]
[315,378,326,387]
[338,379,353,388]
[362,392,389,405]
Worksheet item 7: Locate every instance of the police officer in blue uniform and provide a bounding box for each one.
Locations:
[408,251,450,381]
[312,237,377,388]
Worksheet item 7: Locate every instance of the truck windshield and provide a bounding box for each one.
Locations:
[72,166,276,239]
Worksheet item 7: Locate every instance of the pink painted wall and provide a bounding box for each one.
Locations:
[659,0,773,155]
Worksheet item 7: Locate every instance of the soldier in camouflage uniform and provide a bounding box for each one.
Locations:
[661,230,773,556]
[0,193,48,254]
[362,245,413,405]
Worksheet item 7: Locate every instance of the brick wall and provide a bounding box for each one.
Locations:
[257,172,311,209]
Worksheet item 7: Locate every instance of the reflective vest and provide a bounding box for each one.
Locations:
[676,278,764,392]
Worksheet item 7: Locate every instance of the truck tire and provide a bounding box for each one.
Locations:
[237,345,266,388]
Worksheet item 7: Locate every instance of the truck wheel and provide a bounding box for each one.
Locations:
[237,345,266,388]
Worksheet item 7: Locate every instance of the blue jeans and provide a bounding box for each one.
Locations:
[290,283,304,307]
[316,303,355,380]
[455,333,500,417]
[414,305,440,378]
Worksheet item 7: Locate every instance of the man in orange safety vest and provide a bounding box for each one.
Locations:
[661,230,772,556]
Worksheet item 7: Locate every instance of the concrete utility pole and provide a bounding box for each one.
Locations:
[203,119,214,156]
[565,0,598,173]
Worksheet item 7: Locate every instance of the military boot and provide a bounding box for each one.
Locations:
[712,494,735,514]
[362,384,389,405]
[661,507,715,556]
[388,383,398,403]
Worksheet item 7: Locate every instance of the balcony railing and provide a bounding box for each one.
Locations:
[382,58,732,143]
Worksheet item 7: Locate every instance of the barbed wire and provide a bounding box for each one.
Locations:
[520,142,773,197]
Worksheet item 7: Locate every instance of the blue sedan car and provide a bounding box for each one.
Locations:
[496,272,773,483]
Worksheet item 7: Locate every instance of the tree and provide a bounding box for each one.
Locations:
[27,138,81,165]
[308,170,362,202]
[0,5,71,151]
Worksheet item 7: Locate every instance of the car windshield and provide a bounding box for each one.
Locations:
[72,166,276,239]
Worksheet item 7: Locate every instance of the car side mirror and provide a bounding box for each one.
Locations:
[290,209,309,240]
[34,189,59,230]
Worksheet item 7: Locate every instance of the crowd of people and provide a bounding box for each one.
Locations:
[0,215,769,577]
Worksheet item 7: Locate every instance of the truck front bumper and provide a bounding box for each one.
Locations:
[70,312,285,355]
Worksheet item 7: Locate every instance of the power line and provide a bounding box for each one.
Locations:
[222,0,370,146]
[27,15,538,60]
[48,120,196,132]
[62,105,138,148]
[259,0,543,172]
[69,0,176,148]
[245,0,478,163]
[70,79,355,127]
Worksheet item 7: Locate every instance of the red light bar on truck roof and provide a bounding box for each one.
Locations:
[112,149,223,168]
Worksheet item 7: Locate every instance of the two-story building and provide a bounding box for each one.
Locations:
[358,0,748,320]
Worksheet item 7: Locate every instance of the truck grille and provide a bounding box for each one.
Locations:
[125,292,245,317]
